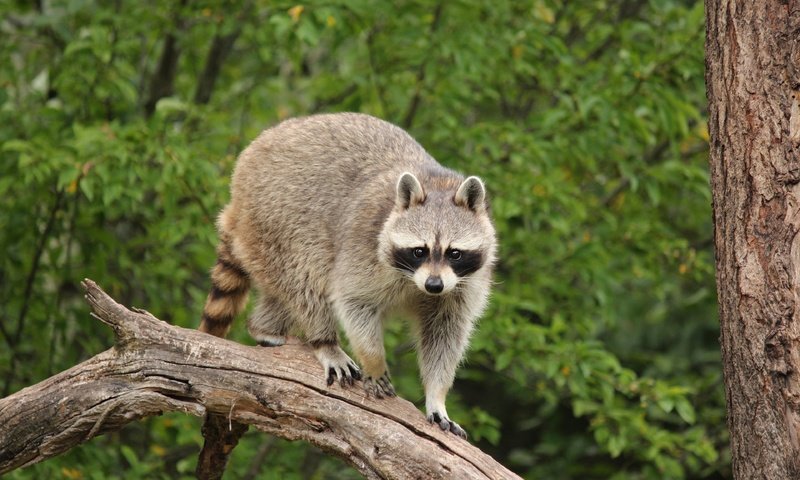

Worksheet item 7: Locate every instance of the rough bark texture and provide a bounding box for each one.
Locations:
[0,280,520,480]
[706,1,800,478]
[196,413,248,480]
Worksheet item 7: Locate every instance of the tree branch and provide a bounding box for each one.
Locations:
[196,413,248,479]
[0,279,520,480]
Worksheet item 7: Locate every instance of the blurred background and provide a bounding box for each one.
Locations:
[0,0,720,478]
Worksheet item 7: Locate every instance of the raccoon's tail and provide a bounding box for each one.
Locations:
[199,236,250,338]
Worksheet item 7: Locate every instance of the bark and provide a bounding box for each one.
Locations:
[196,413,248,480]
[0,279,520,480]
[706,1,800,478]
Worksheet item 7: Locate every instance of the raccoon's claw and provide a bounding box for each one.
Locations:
[427,412,467,439]
[363,372,396,398]
[315,344,361,388]
[325,361,362,387]
[326,364,361,387]
[348,363,363,381]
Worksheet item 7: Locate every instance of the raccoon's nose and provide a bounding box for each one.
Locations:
[425,276,444,294]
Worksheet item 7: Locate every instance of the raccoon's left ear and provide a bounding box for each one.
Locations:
[454,176,486,211]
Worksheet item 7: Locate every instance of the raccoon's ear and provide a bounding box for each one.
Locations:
[396,172,425,209]
[454,176,486,211]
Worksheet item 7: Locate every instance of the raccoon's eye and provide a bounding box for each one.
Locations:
[448,249,462,261]
[413,247,426,258]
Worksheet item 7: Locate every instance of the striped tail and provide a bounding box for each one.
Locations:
[199,238,250,338]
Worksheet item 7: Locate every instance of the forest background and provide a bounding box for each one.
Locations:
[0,0,720,478]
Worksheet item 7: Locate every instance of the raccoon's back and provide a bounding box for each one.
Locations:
[229,113,434,246]
[235,113,430,196]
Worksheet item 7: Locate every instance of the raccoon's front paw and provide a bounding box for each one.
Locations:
[427,412,467,439]
[363,372,396,398]
[314,345,362,387]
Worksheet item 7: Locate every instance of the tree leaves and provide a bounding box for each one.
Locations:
[0,0,719,478]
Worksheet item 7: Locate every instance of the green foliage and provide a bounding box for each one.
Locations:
[0,0,724,478]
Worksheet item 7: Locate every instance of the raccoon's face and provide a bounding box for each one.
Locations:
[380,172,496,295]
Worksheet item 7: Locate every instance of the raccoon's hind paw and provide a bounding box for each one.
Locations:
[314,345,362,388]
[363,372,396,399]
[326,362,362,387]
[427,412,467,439]
[255,334,286,347]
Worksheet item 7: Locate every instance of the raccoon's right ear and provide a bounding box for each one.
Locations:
[396,172,426,209]
[454,176,486,212]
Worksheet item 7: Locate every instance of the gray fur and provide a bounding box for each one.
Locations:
[203,112,497,437]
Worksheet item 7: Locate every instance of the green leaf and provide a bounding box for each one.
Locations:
[657,397,675,414]
[675,398,697,424]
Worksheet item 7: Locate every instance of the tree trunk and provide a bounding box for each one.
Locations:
[143,0,188,117]
[0,280,520,480]
[193,30,241,106]
[706,1,800,478]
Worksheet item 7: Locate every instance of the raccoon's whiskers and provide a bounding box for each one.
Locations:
[392,259,416,275]
[453,275,481,294]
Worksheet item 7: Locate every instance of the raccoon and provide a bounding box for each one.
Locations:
[199,112,497,438]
